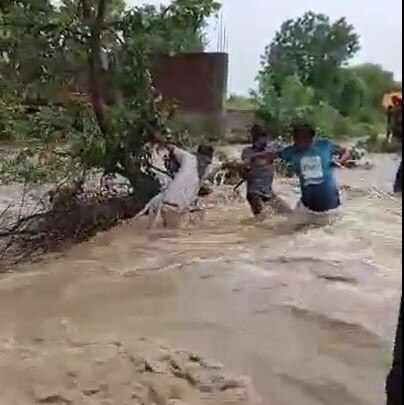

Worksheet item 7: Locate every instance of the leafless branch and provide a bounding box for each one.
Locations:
[0,204,12,224]
[106,26,124,46]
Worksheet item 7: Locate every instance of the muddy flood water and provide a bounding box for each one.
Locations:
[0,154,402,405]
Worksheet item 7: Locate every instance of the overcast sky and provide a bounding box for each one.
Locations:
[128,0,403,95]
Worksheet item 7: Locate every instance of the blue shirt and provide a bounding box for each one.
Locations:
[278,138,341,212]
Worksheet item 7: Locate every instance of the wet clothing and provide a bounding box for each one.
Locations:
[167,151,212,181]
[246,192,270,216]
[387,298,402,405]
[197,153,213,180]
[241,146,274,198]
[390,104,402,194]
[278,138,341,213]
[247,191,291,217]
[162,147,200,214]
[394,162,402,193]
[165,152,180,178]
[387,106,394,140]
[391,104,402,142]
[241,145,275,216]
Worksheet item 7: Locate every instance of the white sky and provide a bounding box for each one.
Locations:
[128,0,403,95]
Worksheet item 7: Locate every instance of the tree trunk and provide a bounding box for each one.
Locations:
[82,0,109,136]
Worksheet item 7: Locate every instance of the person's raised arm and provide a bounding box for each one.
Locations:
[242,150,277,165]
[332,144,349,165]
[277,146,294,165]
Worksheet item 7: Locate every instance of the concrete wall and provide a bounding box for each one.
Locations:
[150,52,229,136]
[225,109,255,133]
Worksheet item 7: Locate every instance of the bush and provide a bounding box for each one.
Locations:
[357,135,401,153]
[0,146,80,185]
[255,12,398,143]
[0,103,81,144]
[253,73,385,140]
[311,103,345,138]
[349,122,380,138]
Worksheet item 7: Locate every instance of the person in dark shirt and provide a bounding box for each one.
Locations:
[241,124,275,217]
[390,97,402,193]
[394,162,402,194]
[391,97,402,140]
[387,297,402,405]
[241,124,290,218]
[387,105,394,143]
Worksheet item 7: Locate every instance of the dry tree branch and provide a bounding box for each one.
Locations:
[0,204,12,225]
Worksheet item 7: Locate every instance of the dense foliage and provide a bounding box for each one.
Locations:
[255,11,401,139]
[0,0,220,185]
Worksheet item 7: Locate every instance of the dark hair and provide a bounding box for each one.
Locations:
[291,121,315,140]
[197,144,214,159]
[250,123,268,142]
[197,144,214,179]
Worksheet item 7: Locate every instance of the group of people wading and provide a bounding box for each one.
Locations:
[143,101,402,405]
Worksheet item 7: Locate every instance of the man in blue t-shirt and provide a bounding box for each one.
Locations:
[277,122,348,213]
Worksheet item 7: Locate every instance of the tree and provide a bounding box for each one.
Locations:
[253,74,316,136]
[262,11,360,92]
[330,68,366,116]
[255,11,401,139]
[0,0,221,189]
[350,64,401,109]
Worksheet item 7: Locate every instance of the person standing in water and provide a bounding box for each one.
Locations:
[241,124,290,218]
[386,297,402,405]
[276,121,348,215]
[389,96,402,193]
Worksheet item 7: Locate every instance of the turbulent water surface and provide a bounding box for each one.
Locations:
[0,154,402,405]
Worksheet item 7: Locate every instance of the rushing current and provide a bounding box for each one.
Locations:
[0,154,402,405]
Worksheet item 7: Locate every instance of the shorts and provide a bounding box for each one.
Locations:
[246,192,269,216]
[288,200,340,228]
[247,192,292,216]
[301,187,341,213]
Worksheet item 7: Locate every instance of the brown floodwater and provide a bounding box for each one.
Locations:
[0,154,402,405]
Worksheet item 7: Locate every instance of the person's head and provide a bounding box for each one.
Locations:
[197,144,215,179]
[197,144,214,161]
[392,95,402,107]
[250,124,269,150]
[291,121,316,148]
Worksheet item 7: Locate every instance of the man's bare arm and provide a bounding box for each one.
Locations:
[242,150,277,165]
[333,145,349,165]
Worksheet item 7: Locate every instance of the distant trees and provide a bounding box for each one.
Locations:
[255,11,401,138]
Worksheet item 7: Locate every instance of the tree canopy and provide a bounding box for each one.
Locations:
[263,12,360,91]
[0,0,221,186]
[255,11,401,139]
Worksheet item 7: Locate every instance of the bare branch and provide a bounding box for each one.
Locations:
[106,26,124,46]
[161,4,176,18]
